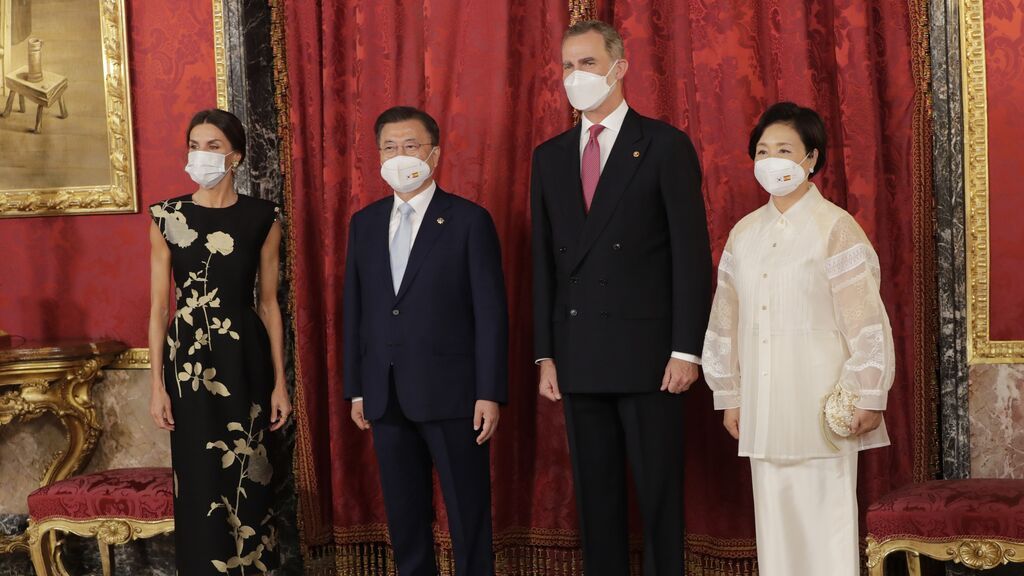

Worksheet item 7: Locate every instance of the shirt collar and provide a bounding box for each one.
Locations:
[392,181,436,216]
[580,99,630,140]
[762,183,823,229]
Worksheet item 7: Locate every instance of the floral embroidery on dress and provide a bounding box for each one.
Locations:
[205,403,277,574]
[155,197,281,574]
[178,362,230,397]
[154,199,244,399]
[151,202,199,248]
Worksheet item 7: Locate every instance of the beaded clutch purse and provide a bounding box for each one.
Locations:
[821,383,858,451]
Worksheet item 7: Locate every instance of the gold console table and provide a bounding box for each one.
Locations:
[0,340,126,555]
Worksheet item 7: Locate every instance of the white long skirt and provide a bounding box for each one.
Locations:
[749,454,860,576]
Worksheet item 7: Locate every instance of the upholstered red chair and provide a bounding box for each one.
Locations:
[26,467,175,576]
[865,480,1024,575]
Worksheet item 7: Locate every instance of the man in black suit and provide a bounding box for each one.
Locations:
[531,20,711,576]
[343,106,508,576]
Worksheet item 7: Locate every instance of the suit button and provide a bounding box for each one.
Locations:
[392,309,400,316]
[558,247,568,254]
[570,277,580,285]
[598,279,608,286]
[569,309,579,317]
[612,243,622,251]
[600,311,609,319]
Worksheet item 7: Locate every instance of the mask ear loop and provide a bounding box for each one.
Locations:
[605,59,622,89]
[798,150,814,175]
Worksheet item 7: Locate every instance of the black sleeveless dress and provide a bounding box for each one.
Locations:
[150,193,280,575]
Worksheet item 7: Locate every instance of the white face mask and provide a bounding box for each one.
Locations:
[185,150,231,189]
[563,59,621,112]
[380,148,436,194]
[753,152,813,197]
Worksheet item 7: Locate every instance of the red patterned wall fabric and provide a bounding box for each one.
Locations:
[984,1,1024,341]
[0,1,218,346]
[285,0,934,573]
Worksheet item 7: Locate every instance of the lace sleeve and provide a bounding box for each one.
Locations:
[825,215,895,411]
[702,239,741,410]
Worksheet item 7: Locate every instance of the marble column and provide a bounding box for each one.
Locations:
[929,0,971,481]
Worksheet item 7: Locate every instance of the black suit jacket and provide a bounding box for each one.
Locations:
[342,188,509,421]
[531,108,711,394]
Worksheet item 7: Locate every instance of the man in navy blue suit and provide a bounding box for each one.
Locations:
[343,106,508,576]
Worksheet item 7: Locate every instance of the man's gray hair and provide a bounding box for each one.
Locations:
[563,20,625,60]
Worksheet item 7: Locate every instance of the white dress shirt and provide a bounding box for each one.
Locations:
[537,100,700,366]
[579,98,630,173]
[353,182,437,404]
[702,185,895,459]
[389,181,436,245]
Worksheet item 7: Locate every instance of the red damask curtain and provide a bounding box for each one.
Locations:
[277,1,934,574]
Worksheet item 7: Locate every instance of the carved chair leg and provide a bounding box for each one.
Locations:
[29,528,60,576]
[905,550,922,576]
[28,527,50,576]
[51,532,72,576]
[868,550,887,576]
[98,540,113,576]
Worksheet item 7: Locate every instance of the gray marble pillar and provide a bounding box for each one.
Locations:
[929,0,970,483]
[930,4,975,576]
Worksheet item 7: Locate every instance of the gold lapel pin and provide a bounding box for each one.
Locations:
[437,217,445,224]
[633,151,640,158]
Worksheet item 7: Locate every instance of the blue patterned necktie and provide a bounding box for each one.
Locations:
[390,202,415,293]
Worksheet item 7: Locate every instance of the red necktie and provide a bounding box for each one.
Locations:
[581,124,605,212]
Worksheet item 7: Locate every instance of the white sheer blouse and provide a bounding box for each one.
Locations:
[702,185,895,459]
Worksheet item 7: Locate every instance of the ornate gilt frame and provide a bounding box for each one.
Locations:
[866,535,1024,575]
[213,0,229,110]
[0,0,136,219]
[112,0,228,369]
[28,517,175,576]
[962,0,1024,362]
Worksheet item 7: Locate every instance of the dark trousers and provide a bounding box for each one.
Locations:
[371,381,494,576]
[563,391,685,576]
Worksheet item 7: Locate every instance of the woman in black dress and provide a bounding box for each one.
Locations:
[148,109,291,575]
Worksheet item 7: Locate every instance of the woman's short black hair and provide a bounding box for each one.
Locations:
[186,109,247,162]
[748,102,827,177]
[374,106,440,145]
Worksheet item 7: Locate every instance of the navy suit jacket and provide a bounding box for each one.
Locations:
[342,187,509,422]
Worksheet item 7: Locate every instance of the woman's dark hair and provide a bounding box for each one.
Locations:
[374,106,440,145]
[186,109,247,162]
[748,102,827,177]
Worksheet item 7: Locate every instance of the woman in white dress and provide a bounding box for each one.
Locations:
[702,102,895,576]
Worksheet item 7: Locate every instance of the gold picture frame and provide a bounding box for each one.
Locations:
[112,0,228,369]
[213,0,228,110]
[961,0,1024,363]
[0,0,136,218]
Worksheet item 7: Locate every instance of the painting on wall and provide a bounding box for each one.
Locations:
[962,0,1024,363]
[0,0,136,218]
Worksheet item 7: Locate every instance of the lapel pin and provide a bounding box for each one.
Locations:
[437,217,445,224]
[632,151,640,158]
